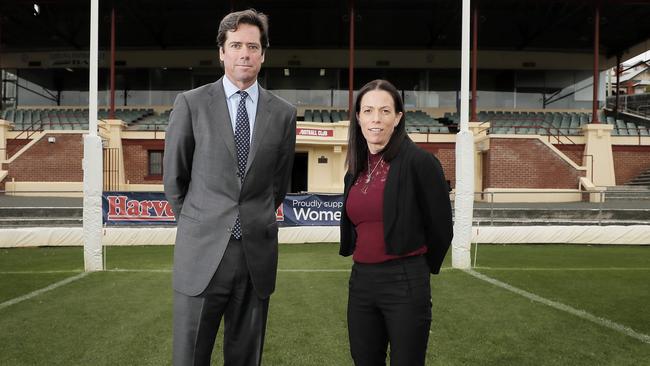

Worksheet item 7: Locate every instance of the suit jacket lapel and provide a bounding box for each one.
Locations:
[208,79,237,162]
[245,87,272,175]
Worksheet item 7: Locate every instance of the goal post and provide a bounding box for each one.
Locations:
[84,0,103,271]
[452,0,474,269]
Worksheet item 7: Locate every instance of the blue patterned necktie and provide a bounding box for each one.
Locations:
[232,90,250,239]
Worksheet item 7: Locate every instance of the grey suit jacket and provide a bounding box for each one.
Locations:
[163,78,297,298]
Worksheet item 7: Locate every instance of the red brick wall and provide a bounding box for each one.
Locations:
[5,134,83,182]
[417,143,456,188]
[555,144,585,166]
[612,146,650,185]
[486,138,585,189]
[5,139,30,159]
[123,139,164,184]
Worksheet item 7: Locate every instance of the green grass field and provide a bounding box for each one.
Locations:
[1,244,649,365]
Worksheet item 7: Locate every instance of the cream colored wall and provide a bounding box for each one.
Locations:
[296,121,349,193]
[301,145,347,193]
[481,188,583,203]
[100,120,127,190]
[4,181,83,197]
[0,119,11,162]
[582,124,616,187]
[123,184,165,192]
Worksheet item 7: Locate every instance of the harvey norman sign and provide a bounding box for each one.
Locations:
[102,192,343,226]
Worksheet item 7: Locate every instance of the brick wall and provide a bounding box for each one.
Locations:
[555,144,585,166]
[417,143,456,188]
[123,139,164,184]
[5,134,83,182]
[6,139,30,159]
[612,146,650,184]
[486,138,585,189]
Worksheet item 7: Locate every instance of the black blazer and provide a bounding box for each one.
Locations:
[339,138,453,274]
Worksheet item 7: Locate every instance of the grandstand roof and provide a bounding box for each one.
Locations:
[1,0,649,57]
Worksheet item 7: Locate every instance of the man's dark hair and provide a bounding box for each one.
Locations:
[217,9,269,53]
[346,79,407,177]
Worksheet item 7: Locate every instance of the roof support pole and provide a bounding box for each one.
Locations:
[592,2,601,124]
[109,6,116,119]
[0,16,3,110]
[348,0,355,121]
[614,54,621,117]
[84,0,104,271]
[452,0,474,269]
[471,1,478,122]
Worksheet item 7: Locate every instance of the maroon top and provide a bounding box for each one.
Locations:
[346,152,427,263]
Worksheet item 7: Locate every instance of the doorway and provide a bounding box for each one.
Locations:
[291,152,308,193]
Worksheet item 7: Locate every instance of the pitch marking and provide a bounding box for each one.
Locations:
[474,267,650,271]
[465,269,650,344]
[0,272,88,311]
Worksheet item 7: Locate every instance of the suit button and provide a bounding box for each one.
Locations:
[226,227,231,233]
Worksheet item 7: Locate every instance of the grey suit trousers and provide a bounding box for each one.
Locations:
[173,238,269,366]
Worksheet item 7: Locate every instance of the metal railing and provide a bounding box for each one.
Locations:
[606,93,650,117]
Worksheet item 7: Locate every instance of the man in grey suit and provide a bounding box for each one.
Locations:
[163,9,297,366]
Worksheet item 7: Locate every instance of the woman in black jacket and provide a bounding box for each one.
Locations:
[340,79,453,366]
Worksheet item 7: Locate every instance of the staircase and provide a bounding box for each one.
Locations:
[625,167,650,187]
[604,185,650,201]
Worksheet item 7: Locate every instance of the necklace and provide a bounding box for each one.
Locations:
[365,154,384,184]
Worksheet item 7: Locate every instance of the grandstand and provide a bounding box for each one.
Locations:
[1,1,650,365]
[3,107,650,137]
[440,110,650,136]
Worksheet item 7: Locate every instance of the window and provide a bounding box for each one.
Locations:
[148,150,163,176]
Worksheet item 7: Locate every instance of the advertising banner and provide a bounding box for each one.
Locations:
[102,192,176,225]
[102,192,344,227]
[278,193,343,227]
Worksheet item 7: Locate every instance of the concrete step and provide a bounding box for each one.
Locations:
[473,218,650,226]
[604,186,650,201]
[0,207,83,227]
[604,197,650,201]
[606,185,650,191]
[0,218,83,227]
[468,208,650,222]
[626,181,650,187]
[0,207,82,218]
[625,169,650,186]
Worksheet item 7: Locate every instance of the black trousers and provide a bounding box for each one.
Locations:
[173,238,269,366]
[347,255,432,366]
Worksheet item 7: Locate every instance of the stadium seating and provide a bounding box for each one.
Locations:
[128,109,171,131]
[303,109,350,123]
[2,108,647,136]
[300,109,453,133]
[441,110,649,137]
[1,108,157,131]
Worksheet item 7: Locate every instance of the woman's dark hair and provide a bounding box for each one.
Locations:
[217,9,269,53]
[346,79,407,177]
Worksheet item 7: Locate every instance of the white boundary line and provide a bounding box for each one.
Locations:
[465,269,650,344]
[1,270,82,274]
[0,272,88,311]
[2,268,650,345]
[474,267,650,271]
